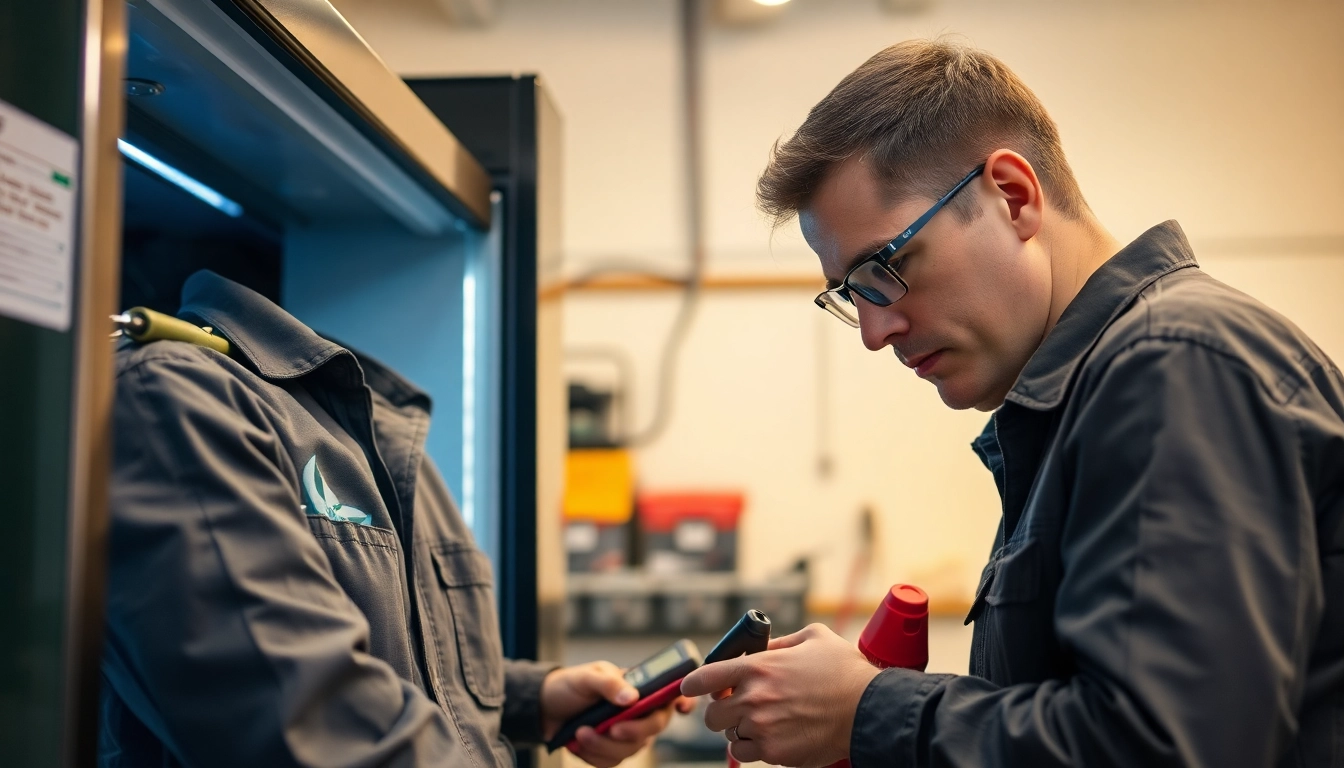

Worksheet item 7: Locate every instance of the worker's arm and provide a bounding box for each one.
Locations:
[502,659,557,745]
[848,338,1319,768]
[688,338,1320,768]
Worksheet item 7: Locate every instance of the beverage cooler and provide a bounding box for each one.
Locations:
[0,1,563,763]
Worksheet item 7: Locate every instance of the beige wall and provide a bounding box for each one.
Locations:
[334,0,1344,608]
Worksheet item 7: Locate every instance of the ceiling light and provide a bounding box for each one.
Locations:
[715,0,789,25]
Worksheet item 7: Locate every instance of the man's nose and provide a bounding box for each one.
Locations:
[856,296,910,351]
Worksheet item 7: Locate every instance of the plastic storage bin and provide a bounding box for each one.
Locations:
[564,449,635,572]
[638,492,744,573]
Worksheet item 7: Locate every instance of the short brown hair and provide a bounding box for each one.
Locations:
[757,38,1089,227]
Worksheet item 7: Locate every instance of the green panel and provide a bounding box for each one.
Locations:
[0,5,82,135]
[0,2,86,766]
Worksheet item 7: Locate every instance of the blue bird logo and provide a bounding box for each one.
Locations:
[302,455,371,526]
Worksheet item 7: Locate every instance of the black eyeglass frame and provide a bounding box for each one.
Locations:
[814,163,986,327]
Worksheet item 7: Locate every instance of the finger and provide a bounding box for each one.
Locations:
[607,706,673,741]
[701,695,748,733]
[681,657,747,697]
[710,687,733,701]
[573,726,651,767]
[568,741,624,768]
[766,623,826,651]
[730,738,765,764]
[675,695,697,714]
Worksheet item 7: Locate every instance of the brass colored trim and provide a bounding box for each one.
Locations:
[226,0,493,227]
[62,0,126,763]
[806,597,973,621]
[539,273,825,302]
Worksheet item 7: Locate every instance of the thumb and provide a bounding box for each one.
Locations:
[585,665,639,706]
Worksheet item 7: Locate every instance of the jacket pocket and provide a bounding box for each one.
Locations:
[972,539,1051,683]
[306,517,417,681]
[983,539,1041,607]
[964,539,1041,623]
[964,559,997,625]
[430,544,506,708]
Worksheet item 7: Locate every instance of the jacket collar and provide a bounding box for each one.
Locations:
[177,269,430,412]
[1005,220,1198,411]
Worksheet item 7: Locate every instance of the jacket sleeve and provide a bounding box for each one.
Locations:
[104,350,466,767]
[501,659,560,746]
[851,338,1319,768]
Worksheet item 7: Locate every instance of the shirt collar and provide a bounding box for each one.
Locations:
[177,269,431,412]
[1005,220,1198,411]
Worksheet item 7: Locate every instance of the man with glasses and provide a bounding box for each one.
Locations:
[681,39,1344,767]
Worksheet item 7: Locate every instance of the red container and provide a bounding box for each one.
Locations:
[824,585,929,768]
[858,584,929,671]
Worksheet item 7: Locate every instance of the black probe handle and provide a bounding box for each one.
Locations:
[703,609,772,664]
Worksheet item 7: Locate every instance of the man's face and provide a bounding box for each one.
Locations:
[800,157,1052,411]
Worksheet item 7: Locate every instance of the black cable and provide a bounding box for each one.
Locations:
[620,0,705,448]
[625,275,701,447]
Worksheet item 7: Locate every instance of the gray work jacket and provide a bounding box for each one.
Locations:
[852,222,1344,767]
[99,270,553,767]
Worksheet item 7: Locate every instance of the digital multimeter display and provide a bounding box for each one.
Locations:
[625,645,687,687]
[547,611,772,753]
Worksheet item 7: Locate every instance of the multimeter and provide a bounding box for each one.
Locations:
[546,609,772,753]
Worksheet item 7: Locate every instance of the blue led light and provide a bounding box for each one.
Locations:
[117,139,244,218]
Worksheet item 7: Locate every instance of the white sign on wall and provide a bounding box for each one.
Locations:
[0,99,78,332]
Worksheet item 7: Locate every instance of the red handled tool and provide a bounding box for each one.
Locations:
[549,610,773,754]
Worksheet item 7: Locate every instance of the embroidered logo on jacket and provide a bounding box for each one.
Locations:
[302,455,371,526]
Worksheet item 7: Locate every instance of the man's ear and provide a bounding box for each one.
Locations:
[983,149,1043,243]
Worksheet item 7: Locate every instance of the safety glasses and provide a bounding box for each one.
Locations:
[815,164,985,327]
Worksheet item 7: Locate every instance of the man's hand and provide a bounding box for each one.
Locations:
[540,661,695,768]
[679,624,881,768]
